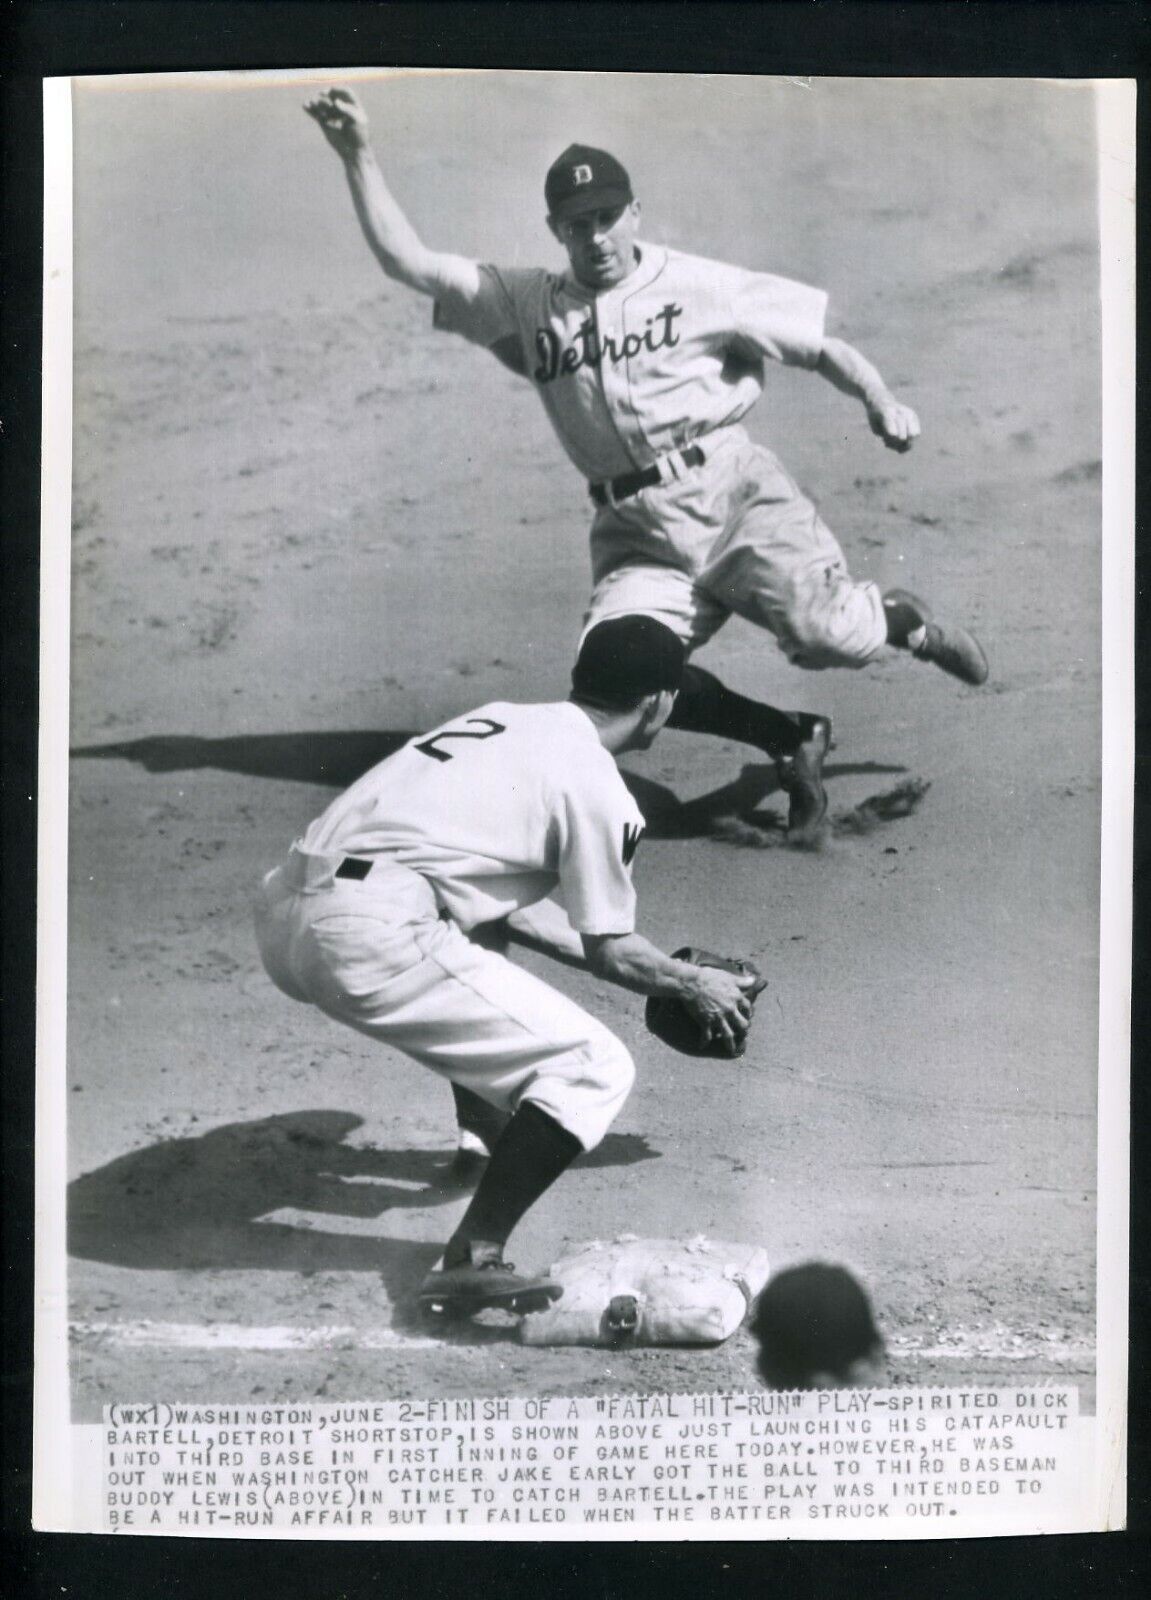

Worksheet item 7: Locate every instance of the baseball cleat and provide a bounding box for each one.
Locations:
[418,1242,563,1319]
[914,620,989,686]
[772,713,832,846]
[883,588,989,686]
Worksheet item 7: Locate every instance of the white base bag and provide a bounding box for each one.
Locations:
[518,1234,770,1348]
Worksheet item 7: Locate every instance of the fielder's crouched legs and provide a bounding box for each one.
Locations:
[254,847,636,1317]
[424,1026,634,1317]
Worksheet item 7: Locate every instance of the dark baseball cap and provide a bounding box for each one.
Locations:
[571,616,685,707]
[751,1263,885,1390]
[545,144,634,220]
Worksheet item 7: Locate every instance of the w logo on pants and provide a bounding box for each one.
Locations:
[621,823,644,865]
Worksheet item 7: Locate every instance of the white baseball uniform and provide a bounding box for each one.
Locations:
[434,244,887,668]
[253,701,643,1150]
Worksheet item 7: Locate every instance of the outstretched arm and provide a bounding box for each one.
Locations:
[304,87,478,300]
[816,336,920,453]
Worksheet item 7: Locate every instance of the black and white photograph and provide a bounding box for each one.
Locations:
[34,67,1131,1538]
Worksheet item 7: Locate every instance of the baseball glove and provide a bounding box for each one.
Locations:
[644,946,766,1058]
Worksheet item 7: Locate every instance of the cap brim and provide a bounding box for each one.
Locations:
[549,185,633,221]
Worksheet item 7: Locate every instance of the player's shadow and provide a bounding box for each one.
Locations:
[69,731,418,788]
[68,1110,660,1318]
[622,759,907,841]
[72,732,906,840]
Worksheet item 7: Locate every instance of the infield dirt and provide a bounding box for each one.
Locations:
[62,74,1102,1417]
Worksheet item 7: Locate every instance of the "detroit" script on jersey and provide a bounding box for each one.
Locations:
[533,303,683,384]
[435,247,828,480]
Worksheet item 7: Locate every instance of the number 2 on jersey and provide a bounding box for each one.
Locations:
[414,718,507,763]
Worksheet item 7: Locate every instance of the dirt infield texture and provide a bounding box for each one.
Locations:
[63,74,1101,1418]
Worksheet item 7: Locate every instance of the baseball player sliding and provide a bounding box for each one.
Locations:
[305,88,989,849]
[254,617,759,1317]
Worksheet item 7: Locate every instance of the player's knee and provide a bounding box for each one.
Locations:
[586,1030,635,1108]
[776,576,886,666]
[571,1033,635,1151]
[603,1035,636,1102]
[783,604,849,657]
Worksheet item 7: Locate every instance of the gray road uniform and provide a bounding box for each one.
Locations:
[435,244,888,668]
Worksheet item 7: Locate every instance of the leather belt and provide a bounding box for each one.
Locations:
[589,443,705,507]
[331,855,450,919]
[335,857,373,881]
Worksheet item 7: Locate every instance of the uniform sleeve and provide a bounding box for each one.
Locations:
[433,263,533,353]
[730,269,828,369]
[549,776,639,937]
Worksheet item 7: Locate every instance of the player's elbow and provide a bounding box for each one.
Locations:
[369,245,431,294]
[581,932,632,982]
[816,337,849,380]
[356,221,435,293]
[581,936,615,980]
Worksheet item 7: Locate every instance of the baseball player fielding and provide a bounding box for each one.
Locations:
[254,617,761,1319]
[304,87,989,856]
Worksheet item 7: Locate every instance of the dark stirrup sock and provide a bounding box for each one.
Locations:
[442,1102,584,1266]
[667,664,807,754]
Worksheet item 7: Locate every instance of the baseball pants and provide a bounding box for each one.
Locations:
[253,846,634,1151]
[583,428,887,669]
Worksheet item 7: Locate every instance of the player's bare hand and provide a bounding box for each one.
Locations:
[867,395,920,453]
[682,965,759,1054]
[304,87,371,159]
